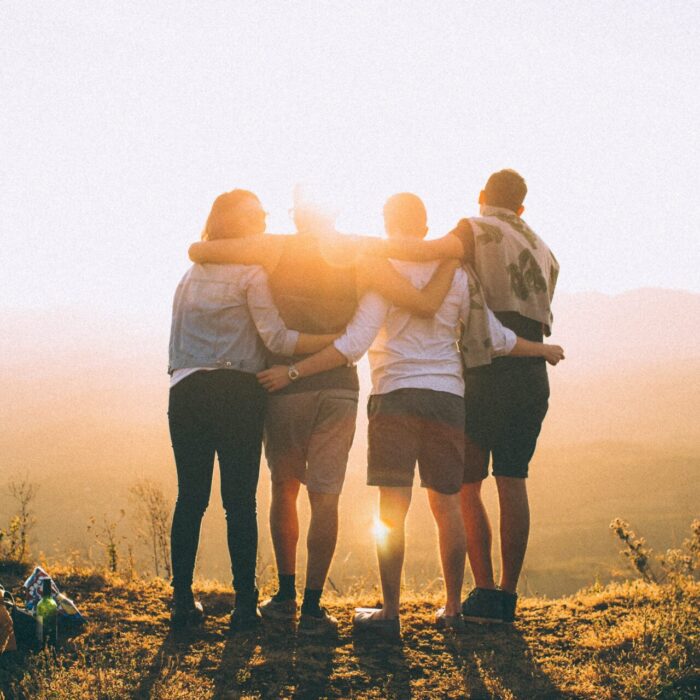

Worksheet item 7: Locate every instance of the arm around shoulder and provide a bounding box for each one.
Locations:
[357,255,460,318]
[188,235,281,269]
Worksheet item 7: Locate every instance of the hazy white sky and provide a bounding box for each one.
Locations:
[2,1,699,322]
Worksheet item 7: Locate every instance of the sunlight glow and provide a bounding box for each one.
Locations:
[372,517,390,547]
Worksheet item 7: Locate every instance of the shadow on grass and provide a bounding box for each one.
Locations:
[292,633,336,699]
[243,622,338,700]
[210,620,339,699]
[211,628,260,699]
[353,634,411,700]
[132,627,198,699]
[446,625,568,699]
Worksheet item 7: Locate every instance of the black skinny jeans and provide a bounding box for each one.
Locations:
[168,369,266,598]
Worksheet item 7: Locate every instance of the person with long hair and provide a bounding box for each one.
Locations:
[167,189,338,631]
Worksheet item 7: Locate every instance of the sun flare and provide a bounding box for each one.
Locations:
[372,516,390,546]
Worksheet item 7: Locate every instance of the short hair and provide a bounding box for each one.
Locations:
[383,192,427,237]
[484,169,527,212]
[202,189,261,241]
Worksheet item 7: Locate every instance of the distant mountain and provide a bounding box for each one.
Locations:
[552,288,700,372]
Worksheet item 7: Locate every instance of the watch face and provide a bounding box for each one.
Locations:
[288,366,300,381]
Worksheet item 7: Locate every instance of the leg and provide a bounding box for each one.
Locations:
[427,489,466,616]
[460,481,496,589]
[491,363,547,594]
[495,476,530,593]
[302,388,358,603]
[168,376,216,598]
[373,486,412,619]
[263,392,313,591]
[217,372,266,599]
[305,491,341,591]
[270,478,301,578]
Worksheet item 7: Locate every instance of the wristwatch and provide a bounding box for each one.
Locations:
[287,365,300,382]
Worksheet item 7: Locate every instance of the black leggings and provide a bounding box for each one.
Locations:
[168,369,266,596]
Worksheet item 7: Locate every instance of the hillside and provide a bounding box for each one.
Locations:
[1,288,699,596]
[0,566,698,699]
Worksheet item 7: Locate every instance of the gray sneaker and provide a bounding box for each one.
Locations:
[353,607,401,640]
[259,596,298,621]
[461,588,504,624]
[298,607,339,637]
[435,607,465,632]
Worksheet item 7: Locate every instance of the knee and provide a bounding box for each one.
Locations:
[309,492,340,524]
[272,479,301,504]
[175,493,209,519]
[223,495,257,521]
[460,480,485,504]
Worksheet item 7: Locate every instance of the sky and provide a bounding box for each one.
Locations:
[2,1,699,327]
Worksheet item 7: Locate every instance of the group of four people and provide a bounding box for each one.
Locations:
[167,169,563,638]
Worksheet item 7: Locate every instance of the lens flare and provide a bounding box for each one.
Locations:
[372,516,390,546]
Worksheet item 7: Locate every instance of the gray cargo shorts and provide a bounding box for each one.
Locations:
[264,388,359,495]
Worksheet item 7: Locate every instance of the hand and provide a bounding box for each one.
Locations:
[256,365,292,392]
[542,344,565,365]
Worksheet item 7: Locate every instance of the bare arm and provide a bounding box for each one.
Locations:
[356,256,460,318]
[293,332,340,354]
[362,232,464,262]
[189,236,283,272]
[509,338,565,365]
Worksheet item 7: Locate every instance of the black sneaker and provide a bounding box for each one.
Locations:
[461,588,504,624]
[230,590,262,633]
[230,605,262,633]
[170,595,205,629]
[500,590,518,624]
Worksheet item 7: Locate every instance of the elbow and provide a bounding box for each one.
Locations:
[414,301,439,318]
[188,243,203,263]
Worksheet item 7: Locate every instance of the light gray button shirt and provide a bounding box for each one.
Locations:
[168,263,299,385]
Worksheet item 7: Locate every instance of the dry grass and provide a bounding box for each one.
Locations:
[0,566,698,699]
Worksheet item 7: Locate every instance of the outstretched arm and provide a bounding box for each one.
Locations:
[356,256,460,318]
[189,235,283,272]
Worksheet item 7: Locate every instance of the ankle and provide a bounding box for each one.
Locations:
[173,587,195,607]
[274,573,296,601]
[444,600,461,616]
[301,587,323,614]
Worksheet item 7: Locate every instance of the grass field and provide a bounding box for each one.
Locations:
[1,565,698,699]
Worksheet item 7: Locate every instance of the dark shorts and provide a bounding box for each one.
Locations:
[463,362,549,482]
[367,389,465,495]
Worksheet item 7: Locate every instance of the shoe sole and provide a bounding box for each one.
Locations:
[462,614,506,625]
[298,622,338,638]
